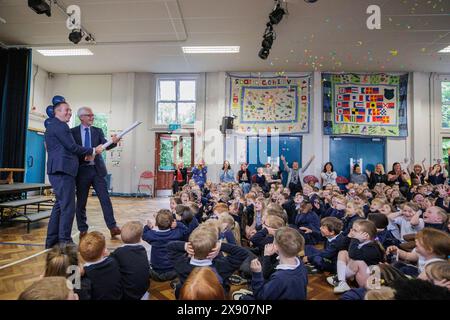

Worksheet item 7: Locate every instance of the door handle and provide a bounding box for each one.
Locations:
[27,156,34,168]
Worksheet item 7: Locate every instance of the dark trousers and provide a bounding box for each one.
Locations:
[172,180,186,194]
[304,245,336,272]
[46,173,76,248]
[149,268,177,282]
[289,182,302,197]
[75,166,117,232]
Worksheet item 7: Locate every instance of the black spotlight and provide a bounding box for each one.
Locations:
[69,29,83,44]
[28,0,51,17]
[269,3,285,25]
[262,35,273,49]
[305,0,318,2]
[258,47,270,60]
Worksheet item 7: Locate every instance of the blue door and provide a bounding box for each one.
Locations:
[25,130,46,183]
[330,137,385,179]
[247,135,302,185]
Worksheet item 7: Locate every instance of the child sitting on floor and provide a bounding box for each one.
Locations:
[327,220,385,294]
[233,226,308,300]
[110,221,150,300]
[142,209,188,282]
[79,231,123,300]
[303,217,349,273]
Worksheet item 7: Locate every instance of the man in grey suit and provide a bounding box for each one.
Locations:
[71,107,121,239]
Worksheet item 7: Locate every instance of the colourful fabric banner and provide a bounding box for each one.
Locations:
[229,74,311,134]
[323,73,408,137]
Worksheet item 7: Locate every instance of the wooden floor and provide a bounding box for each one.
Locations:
[0,196,337,300]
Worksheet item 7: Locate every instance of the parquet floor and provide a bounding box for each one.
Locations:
[0,196,337,300]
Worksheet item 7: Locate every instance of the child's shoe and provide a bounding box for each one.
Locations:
[333,281,351,294]
[326,275,339,287]
[232,289,253,300]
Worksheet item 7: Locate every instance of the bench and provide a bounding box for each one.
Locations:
[0,196,54,232]
[10,210,52,233]
[0,168,25,184]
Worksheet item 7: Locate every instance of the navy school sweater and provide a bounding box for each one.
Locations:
[376,229,401,249]
[142,221,188,272]
[294,211,322,245]
[167,240,249,288]
[282,200,297,225]
[342,215,364,236]
[110,245,150,300]
[348,239,385,266]
[323,207,346,220]
[249,228,274,255]
[82,257,123,300]
[306,233,350,264]
[251,259,308,300]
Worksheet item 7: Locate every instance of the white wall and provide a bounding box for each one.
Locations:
[29,65,446,192]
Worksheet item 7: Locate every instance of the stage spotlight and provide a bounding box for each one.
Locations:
[258,47,270,60]
[28,0,51,17]
[68,29,83,44]
[269,3,285,25]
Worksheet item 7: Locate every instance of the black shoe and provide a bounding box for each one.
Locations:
[229,274,248,285]
[170,280,179,290]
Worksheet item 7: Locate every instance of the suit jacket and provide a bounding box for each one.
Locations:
[45,117,93,177]
[71,125,116,177]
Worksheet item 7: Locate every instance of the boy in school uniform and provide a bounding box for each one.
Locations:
[142,209,189,281]
[79,231,122,300]
[110,221,150,300]
[367,213,401,250]
[233,226,308,300]
[167,225,249,298]
[303,217,350,273]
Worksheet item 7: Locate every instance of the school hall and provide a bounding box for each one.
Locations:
[0,0,449,301]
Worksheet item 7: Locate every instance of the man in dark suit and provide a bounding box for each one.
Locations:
[45,102,103,249]
[71,107,121,239]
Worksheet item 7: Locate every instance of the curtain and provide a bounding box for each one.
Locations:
[0,48,32,182]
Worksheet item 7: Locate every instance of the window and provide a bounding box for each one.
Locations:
[156,79,196,125]
[441,81,450,128]
[442,137,450,165]
[158,134,193,171]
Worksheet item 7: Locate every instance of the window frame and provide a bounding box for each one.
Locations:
[437,75,450,169]
[155,75,198,126]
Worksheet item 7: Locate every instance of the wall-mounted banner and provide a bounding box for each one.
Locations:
[228,73,311,134]
[323,73,408,137]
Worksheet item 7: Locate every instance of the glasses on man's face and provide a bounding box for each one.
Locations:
[82,114,94,118]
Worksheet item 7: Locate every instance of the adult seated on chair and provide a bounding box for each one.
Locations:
[173,162,187,194]
[237,163,251,194]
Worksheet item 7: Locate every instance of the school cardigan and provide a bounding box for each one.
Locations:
[142,222,188,272]
[110,245,150,300]
[252,258,308,300]
[83,257,123,300]
[348,239,385,266]
[167,241,249,287]
[307,233,350,264]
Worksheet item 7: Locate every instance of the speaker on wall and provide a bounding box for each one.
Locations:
[220,116,234,134]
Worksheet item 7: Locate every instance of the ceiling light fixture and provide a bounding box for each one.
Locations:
[182,46,240,53]
[438,45,450,53]
[28,0,51,17]
[36,48,93,56]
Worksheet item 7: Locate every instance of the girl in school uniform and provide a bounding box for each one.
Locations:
[327,220,385,293]
[342,201,365,236]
